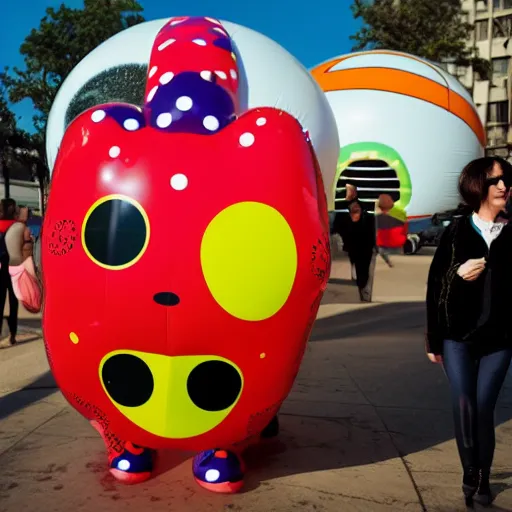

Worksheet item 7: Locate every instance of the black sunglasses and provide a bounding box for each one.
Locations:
[486,175,512,188]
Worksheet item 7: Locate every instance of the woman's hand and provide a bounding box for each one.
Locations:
[427,353,443,364]
[457,257,486,281]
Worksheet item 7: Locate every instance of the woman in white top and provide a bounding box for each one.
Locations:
[426,156,512,507]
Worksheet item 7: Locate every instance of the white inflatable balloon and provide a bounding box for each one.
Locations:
[46,18,339,209]
[311,50,485,224]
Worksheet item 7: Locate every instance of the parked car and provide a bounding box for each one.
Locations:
[404,204,470,254]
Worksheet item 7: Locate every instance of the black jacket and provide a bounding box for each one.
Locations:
[426,215,512,355]
[333,211,375,259]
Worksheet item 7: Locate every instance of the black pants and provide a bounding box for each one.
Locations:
[350,250,376,301]
[443,339,512,471]
[0,267,18,338]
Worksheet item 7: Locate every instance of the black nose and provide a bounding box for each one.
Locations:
[153,292,180,306]
[187,361,242,412]
[102,354,154,407]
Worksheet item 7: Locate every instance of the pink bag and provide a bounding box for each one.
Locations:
[8,257,42,313]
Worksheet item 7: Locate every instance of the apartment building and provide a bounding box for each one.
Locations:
[444,0,512,158]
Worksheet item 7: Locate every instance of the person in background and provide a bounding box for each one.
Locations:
[0,198,19,345]
[375,194,407,268]
[426,156,512,507]
[333,201,376,301]
[336,183,368,280]
[17,206,34,261]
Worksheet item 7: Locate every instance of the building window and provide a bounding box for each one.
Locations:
[476,19,489,40]
[488,101,509,123]
[486,125,508,146]
[455,65,467,78]
[493,14,512,37]
[494,0,512,10]
[486,148,510,158]
[492,57,510,81]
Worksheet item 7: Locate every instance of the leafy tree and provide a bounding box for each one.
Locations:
[351,0,489,79]
[0,85,36,199]
[2,0,144,133]
[1,0,144,205]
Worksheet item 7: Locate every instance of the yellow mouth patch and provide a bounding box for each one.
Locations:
[99,350,243,439]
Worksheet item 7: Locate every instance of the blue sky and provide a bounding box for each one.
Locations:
[2,0,361,133]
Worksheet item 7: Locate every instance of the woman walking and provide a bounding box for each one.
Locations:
[333,201,376,302]
[426,156,512,506]
[0,198,19,345]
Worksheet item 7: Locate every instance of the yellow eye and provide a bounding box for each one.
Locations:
[200,202,297,321]
[82,194,150,270]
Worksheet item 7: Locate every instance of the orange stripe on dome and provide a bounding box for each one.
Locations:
[448,90,486,146]
[312,50,445,81]
[312,66,486,146]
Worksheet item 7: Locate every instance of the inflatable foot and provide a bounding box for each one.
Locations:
[109,442,153,484]
[90,420,153,484]
[261,415,280,439]
[193,449,244,493]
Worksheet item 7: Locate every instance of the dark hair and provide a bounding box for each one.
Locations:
[458,156,512,211]
[378,193,394,211]
[0,198,17,220]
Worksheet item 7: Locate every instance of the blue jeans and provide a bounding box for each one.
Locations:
[443,339,512,471]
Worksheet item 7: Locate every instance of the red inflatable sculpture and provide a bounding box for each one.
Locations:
[42,16,330,492]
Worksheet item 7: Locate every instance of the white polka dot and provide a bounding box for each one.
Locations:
[203,115,220,131]
[123,118,139,131]
[215,71,227,80]
[176,96,193,111]
[156,113,173,128]
[158,39,176,51]
[147,85,158,102]
[159,72,174,85]
[169,18,185,26]
[213,27,227,35]
[109,146,121,158]
[170,173,188,191]
[117,459,130,471]
[256,117,267,126]
[239,132,255,147]
[230,69,237,80]
[205,17,221,24]
[149,66,158,78]
[91,110,106,123]
[205,469,220,483]
[192,39,207,46]
[200,70,213,81]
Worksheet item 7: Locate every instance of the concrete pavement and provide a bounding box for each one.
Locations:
[1,251,512,511]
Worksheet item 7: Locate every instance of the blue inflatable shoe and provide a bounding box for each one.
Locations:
[192,449,244,493]
[109,442,153,484]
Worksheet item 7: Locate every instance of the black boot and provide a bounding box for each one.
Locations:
[474,469,493,506]
[462,466,479,505]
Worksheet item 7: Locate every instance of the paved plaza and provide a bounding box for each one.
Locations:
[1,250,512,511]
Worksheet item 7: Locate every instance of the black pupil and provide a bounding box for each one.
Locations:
[102,354,154,407]
[84,199,146,267]
[187,361,242,412]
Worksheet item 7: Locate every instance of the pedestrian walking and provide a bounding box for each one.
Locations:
[426,156,512,506]
[0,198,19,345]
[375,194,407,268]
[333,201,376,302]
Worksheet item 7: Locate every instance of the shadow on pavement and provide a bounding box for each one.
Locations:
[311,301,426,341]
[3,299,512,500]
[240,301,512,498]
[14,317,42,331]
[0,371,56,421]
